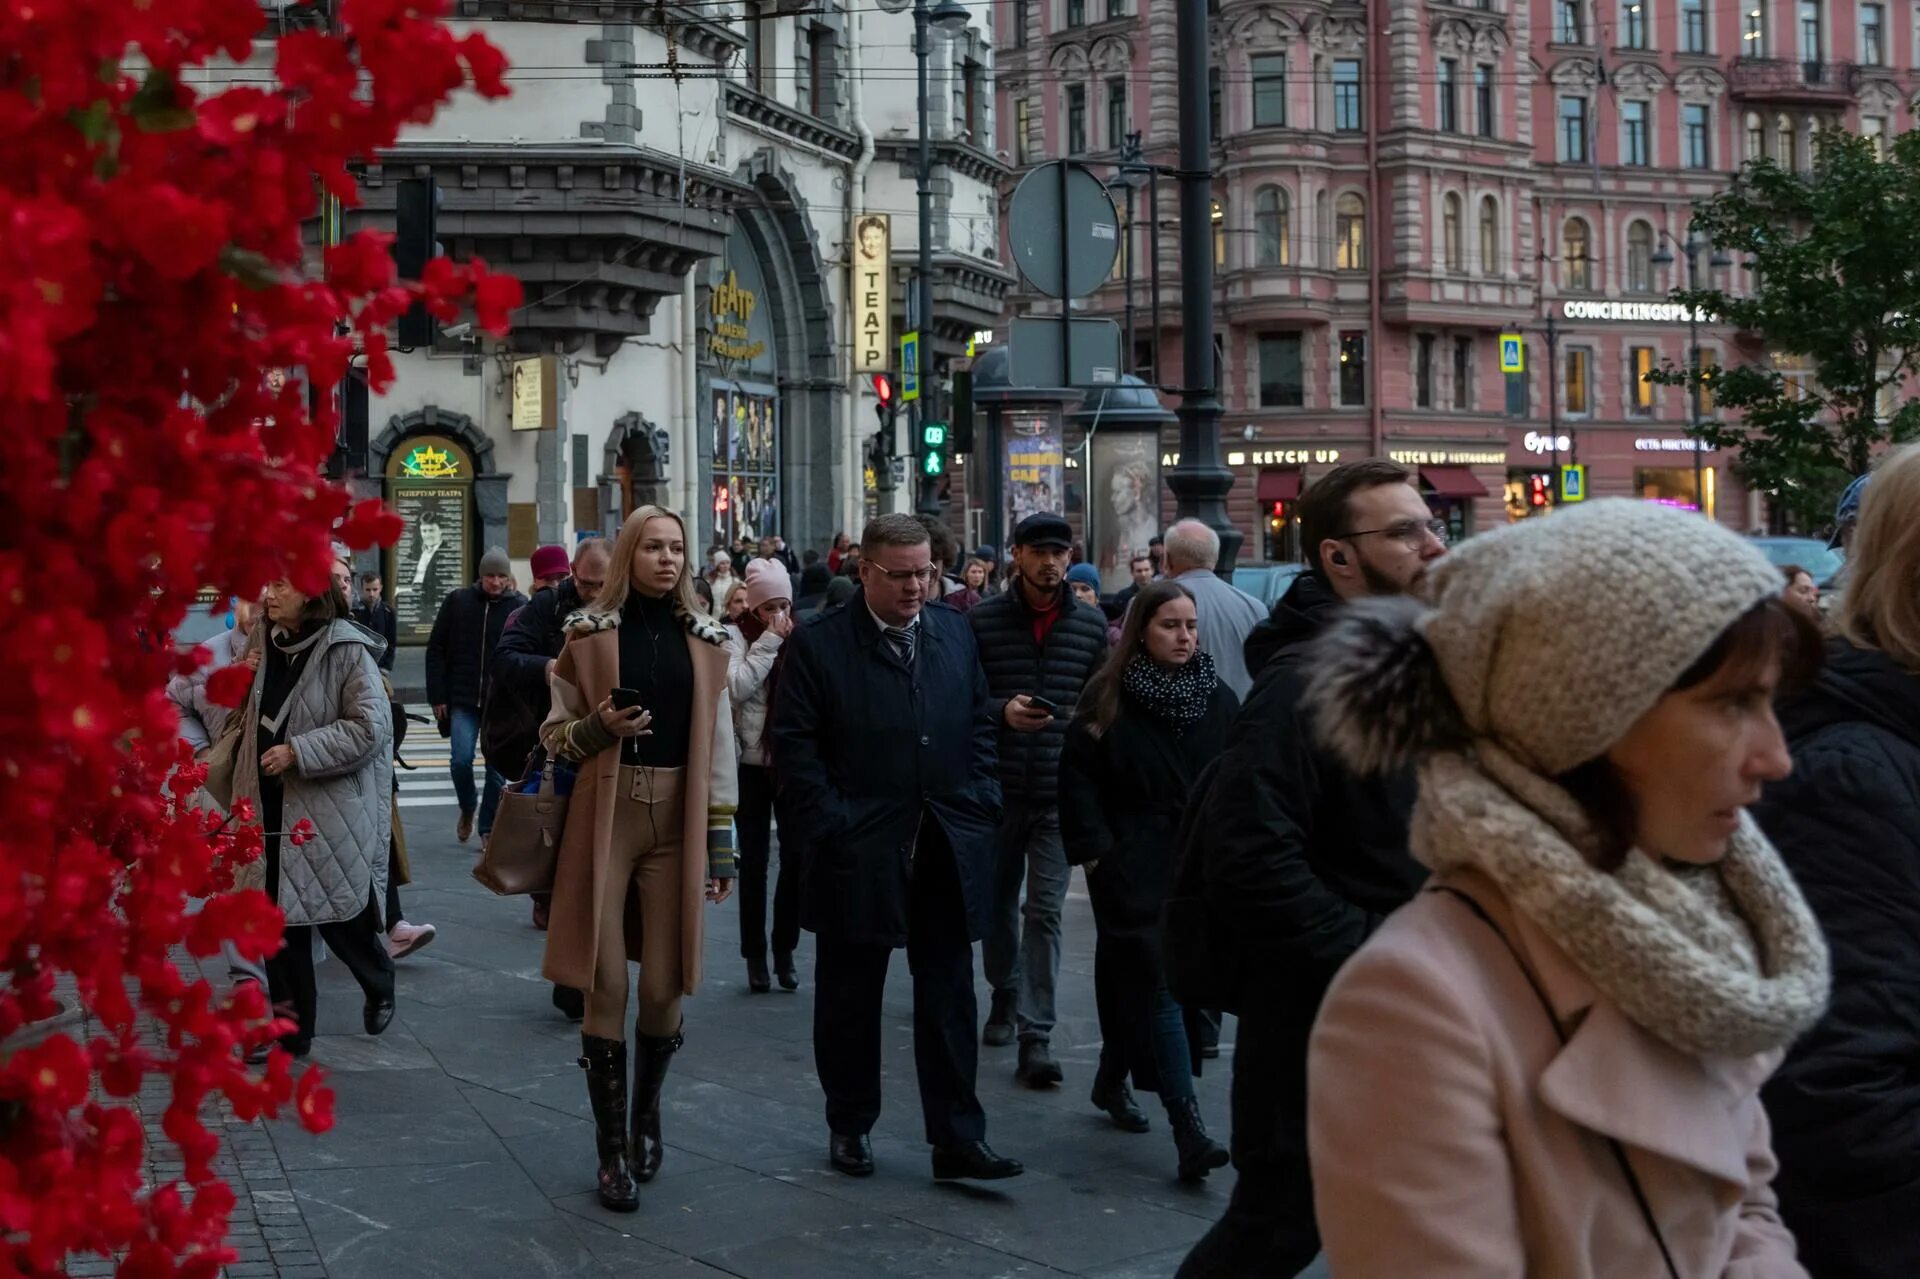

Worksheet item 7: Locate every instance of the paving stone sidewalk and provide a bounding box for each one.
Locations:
[90,813,1332,1279]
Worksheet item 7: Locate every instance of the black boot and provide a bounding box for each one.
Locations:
[745,955,771,994]
[1090,1062,1150,1133]
[630,1025,683,1183]
[774,952,798,992]
[1167,1097,1230,1183]
[578,1035,638,1211]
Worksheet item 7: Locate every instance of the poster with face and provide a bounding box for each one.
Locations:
[1005,412,1064,537]
[390,486,470,642]
[1090,431,1161,593]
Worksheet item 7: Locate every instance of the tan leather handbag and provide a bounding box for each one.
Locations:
[471,757,570,896]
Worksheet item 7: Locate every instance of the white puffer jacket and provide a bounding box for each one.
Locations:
[726,623,784,766]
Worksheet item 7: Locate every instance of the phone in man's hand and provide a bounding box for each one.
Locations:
[1025,695,1060,715]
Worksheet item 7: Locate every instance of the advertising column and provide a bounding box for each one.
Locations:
[1005,411,1064,537]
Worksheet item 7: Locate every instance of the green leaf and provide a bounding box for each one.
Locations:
[130,67,196,133]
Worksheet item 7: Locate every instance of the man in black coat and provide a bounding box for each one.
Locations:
[1176,460,1445,1279]
[770,514,1021,1184]
[424,547,527,845]
[967,512,1111,1085]
[352,573,398,671]
[1754,634,1920,1279]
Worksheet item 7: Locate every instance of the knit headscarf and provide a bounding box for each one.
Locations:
[1304,500,1829,1059]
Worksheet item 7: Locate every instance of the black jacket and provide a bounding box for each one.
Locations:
[1191,571,1427,1013]
[1755,638,1920,1279]
[424,582,528,709]
[352,600,398,670]
[770,593,1002,948]
[1061,681,1239,931]
[968,582,1110,805]
[483,579,588,781]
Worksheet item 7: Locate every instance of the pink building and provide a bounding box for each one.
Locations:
[992,0,1918,552]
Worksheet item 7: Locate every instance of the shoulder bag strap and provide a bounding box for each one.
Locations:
[1430,886,1681,1279]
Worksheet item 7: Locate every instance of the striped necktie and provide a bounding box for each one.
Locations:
[883,624,916,666]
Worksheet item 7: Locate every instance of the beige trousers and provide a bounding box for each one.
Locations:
[583,765,686,1039]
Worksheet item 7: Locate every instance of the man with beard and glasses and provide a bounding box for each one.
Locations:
[1174,459,1446,1279]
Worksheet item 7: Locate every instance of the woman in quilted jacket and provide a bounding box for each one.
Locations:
[231,573,395,1058]
[540,505,739,1213]
[725,559,798,994]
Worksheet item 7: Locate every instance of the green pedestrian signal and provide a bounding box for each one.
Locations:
[919,420,948,478]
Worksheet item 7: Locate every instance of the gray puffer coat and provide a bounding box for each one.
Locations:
[231,619,393,928]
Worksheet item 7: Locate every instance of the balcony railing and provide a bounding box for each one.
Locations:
[1727,57,1860,102]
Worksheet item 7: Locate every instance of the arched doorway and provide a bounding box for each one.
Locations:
[600,412,671,534]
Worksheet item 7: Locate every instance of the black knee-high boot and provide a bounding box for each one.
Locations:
[630,1025,683,1183]
[579,1035,638,1211]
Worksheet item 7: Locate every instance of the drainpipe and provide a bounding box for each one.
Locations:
[681,273,699,525]
[1366,0,1386,458]
[844,12,877,538]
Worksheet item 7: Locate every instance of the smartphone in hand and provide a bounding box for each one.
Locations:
[1026,694,1060,715]
[611,687,644,710]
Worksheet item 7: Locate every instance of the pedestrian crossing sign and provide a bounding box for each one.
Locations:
[1500,334,1525,374]
[1560,463,1588,503]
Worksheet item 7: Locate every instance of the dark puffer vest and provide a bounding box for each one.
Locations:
[967,582,1110,805]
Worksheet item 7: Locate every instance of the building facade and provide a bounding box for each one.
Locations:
[238,1,1007,636]
[992,0,1920,558]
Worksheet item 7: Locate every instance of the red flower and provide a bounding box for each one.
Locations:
[334,497,405,551]
[470,259,524,336]
[202,663,255,710]
[287,818,316,848]
[294,1066,335,1133]
[458,32,512,98]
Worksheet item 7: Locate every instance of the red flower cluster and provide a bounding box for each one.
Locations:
[0,1,518,1272]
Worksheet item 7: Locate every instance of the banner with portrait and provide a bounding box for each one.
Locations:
[1005,412,1064,536]
[386,434,474,643]
[1089,431,1161,593]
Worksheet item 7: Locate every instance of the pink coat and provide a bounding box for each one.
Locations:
[1308,868,1808,1279]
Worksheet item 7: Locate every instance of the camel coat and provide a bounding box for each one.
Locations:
[1309,867,1807,1279]
[538,607,737,998]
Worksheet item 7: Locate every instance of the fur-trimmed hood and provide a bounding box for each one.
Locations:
[564,601,728,646]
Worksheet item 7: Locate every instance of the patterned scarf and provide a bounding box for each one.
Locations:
[1120,649,1218,736]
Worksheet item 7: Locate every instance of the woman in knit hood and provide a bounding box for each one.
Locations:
[1303,499,1830,1277]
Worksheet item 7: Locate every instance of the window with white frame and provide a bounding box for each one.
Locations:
[1683,102,1710,168]
[1563,217,1593,290]
[1475,65,1496,136]
[1622,0,1648,48]
[1622,99,1650,165]
[1558,0,1588,42]
[1442,193,1464,271]
[1862,4,1886,63]
[1744,0,1767,53]
[1744,111,1764,160]
[1336,192,1366,269]
[1565,347,1593,415]
[1627,220,1655,292]
[1682,0,1708,50]
[1439,58,1459,133]
[1559,95,1590,162]
[1479,195,1500,274]
[1255,185,1290,265]
[1252,54,1287,127]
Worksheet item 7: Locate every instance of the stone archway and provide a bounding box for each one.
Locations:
[370,405,511,566]
[600,411,671,533]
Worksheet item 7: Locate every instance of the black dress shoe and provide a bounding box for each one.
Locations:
[552,984,585,1022]
[774,953,798,992]
[931,1140,1023,1182]
[745,955,772,994]
[1090,1075,1151,1133]
[830,1132,874,1177]
[363,996,395,1036]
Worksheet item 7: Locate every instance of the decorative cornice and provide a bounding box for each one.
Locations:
[723,84,862,162]
[454,0,745,61]
[874,137,1013,185]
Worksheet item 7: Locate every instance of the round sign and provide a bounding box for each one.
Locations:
[874,0,912,11]
[1007,161,1121,300]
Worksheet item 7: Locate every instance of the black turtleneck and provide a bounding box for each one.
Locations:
[617,591,693,767]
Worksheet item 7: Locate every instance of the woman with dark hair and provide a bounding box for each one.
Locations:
[541,505,738,1212]
[230,573,396,1057]
[1779,563,1820,620]
[1301,501,1829,1276]
[1059,581,1238,1181]
[1756,443,1920,1278]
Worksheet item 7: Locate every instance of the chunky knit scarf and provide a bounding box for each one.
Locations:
[1414,744,1830,1060]
[1120,649,1217,736]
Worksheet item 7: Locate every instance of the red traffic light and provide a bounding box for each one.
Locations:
[873,373,895,406]
[1528,474,1551,507]
[1269,500,1286,519]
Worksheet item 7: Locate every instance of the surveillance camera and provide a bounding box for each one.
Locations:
[442,322,474,340]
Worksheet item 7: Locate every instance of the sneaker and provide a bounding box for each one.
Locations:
[456,810,475,842]
[387,921,437,960]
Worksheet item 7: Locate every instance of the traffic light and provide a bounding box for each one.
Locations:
[866,429,897,492]
[393,177,443,348]
[873,373,898,432]
[1267,499,1286,532]
[920,420,949,478]
[1528,474,1552,508]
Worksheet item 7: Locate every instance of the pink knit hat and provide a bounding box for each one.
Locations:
[744,559,792,612]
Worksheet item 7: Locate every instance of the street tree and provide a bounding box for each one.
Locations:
[1659,127,1920,530]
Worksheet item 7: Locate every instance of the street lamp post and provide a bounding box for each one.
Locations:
[1651,228,1733,519]
[914,0,971,518]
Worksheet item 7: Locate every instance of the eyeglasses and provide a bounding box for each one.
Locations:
[864,563,939,585]
[1337,518,1450,548]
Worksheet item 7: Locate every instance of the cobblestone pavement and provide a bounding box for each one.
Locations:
[101,802,1332,1279]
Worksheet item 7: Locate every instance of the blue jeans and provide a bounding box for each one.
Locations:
[1148,988,1197,1110]
[449,704,504,835]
